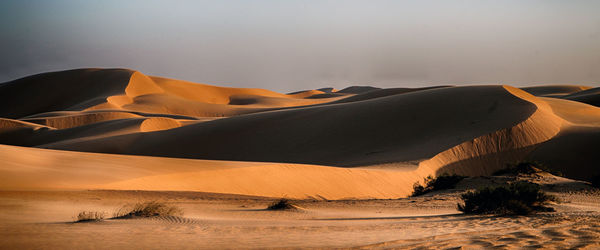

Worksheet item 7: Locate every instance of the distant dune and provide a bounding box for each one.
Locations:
[0,68,599,199]
[560,87,600,107]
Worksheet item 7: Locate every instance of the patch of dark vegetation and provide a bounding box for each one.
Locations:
[267,199,296,210]
[591,175,600,188]
[114,201,183,218]
[75,211,105,222]
[458,181,557,215]
[411,174,467,197]
[493,161,562,177]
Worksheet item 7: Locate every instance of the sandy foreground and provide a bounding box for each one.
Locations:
[1,187,599,249]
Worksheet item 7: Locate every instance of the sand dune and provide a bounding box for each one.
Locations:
[0,118,52,131]
[0,68,347,120]
[21,111,142,129]
[0,118,54,145]
[417,86,563,176]
[337,85,381,94]
[1,118,145,147]
[0,144,421,199]
[561,87,600,107]
[527,126,600,181]
[331,86,450,104]
[42,85,539,168]
[520,85,591,97]
[1,68,599,198]
[0,68,134,119]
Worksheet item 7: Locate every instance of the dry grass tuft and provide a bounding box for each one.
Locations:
[411,174,466,197]
[267,199,297,210]
[75,211,105,222]
[114,201,183,218]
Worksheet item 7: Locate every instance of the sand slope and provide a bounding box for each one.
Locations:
[0,69,134,119]
[0,144,423,199]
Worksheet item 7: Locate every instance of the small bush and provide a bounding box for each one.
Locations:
[76,211,105,222]
[411,174,466,197]
[267,199,296,210]
[114,201,183,218]
[457,181,556,215]
[493,161,562,177]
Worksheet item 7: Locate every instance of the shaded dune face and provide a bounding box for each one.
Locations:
[1,68,599,199]
[0,68,134,119]
[560,87,600,107]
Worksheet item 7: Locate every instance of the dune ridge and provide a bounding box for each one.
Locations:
[0,118,53,131]
[21,112,142,129]
[417,86,563,177]
[520,85,592,97]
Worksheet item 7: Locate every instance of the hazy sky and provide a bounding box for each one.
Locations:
[1,0,599,92]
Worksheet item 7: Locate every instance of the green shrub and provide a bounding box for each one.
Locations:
[267,199,296,210]
[114,201,183,218]
[411,174,466,197]
[457,181,556,215]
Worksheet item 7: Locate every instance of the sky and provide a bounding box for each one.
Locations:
[0,0,599,92]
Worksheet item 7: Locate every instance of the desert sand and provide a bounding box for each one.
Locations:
[1,68,599,249]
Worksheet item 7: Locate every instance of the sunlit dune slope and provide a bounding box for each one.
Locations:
[0,144,421,199]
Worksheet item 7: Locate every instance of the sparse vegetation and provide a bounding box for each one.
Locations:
[75,211,105,222]
[493,161,562,177]
[411,174,466,197]
[457,181,556,215]
[267,199,296,210]
[114,201,183,218]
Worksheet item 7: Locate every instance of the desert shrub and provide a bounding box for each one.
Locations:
[267,199,296,210]
[457,181,556,215]
[493,161,562,177]
[76,211,105,222]
[114,201,183,218]
[411,182,428,197]
[411,174,466,197]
